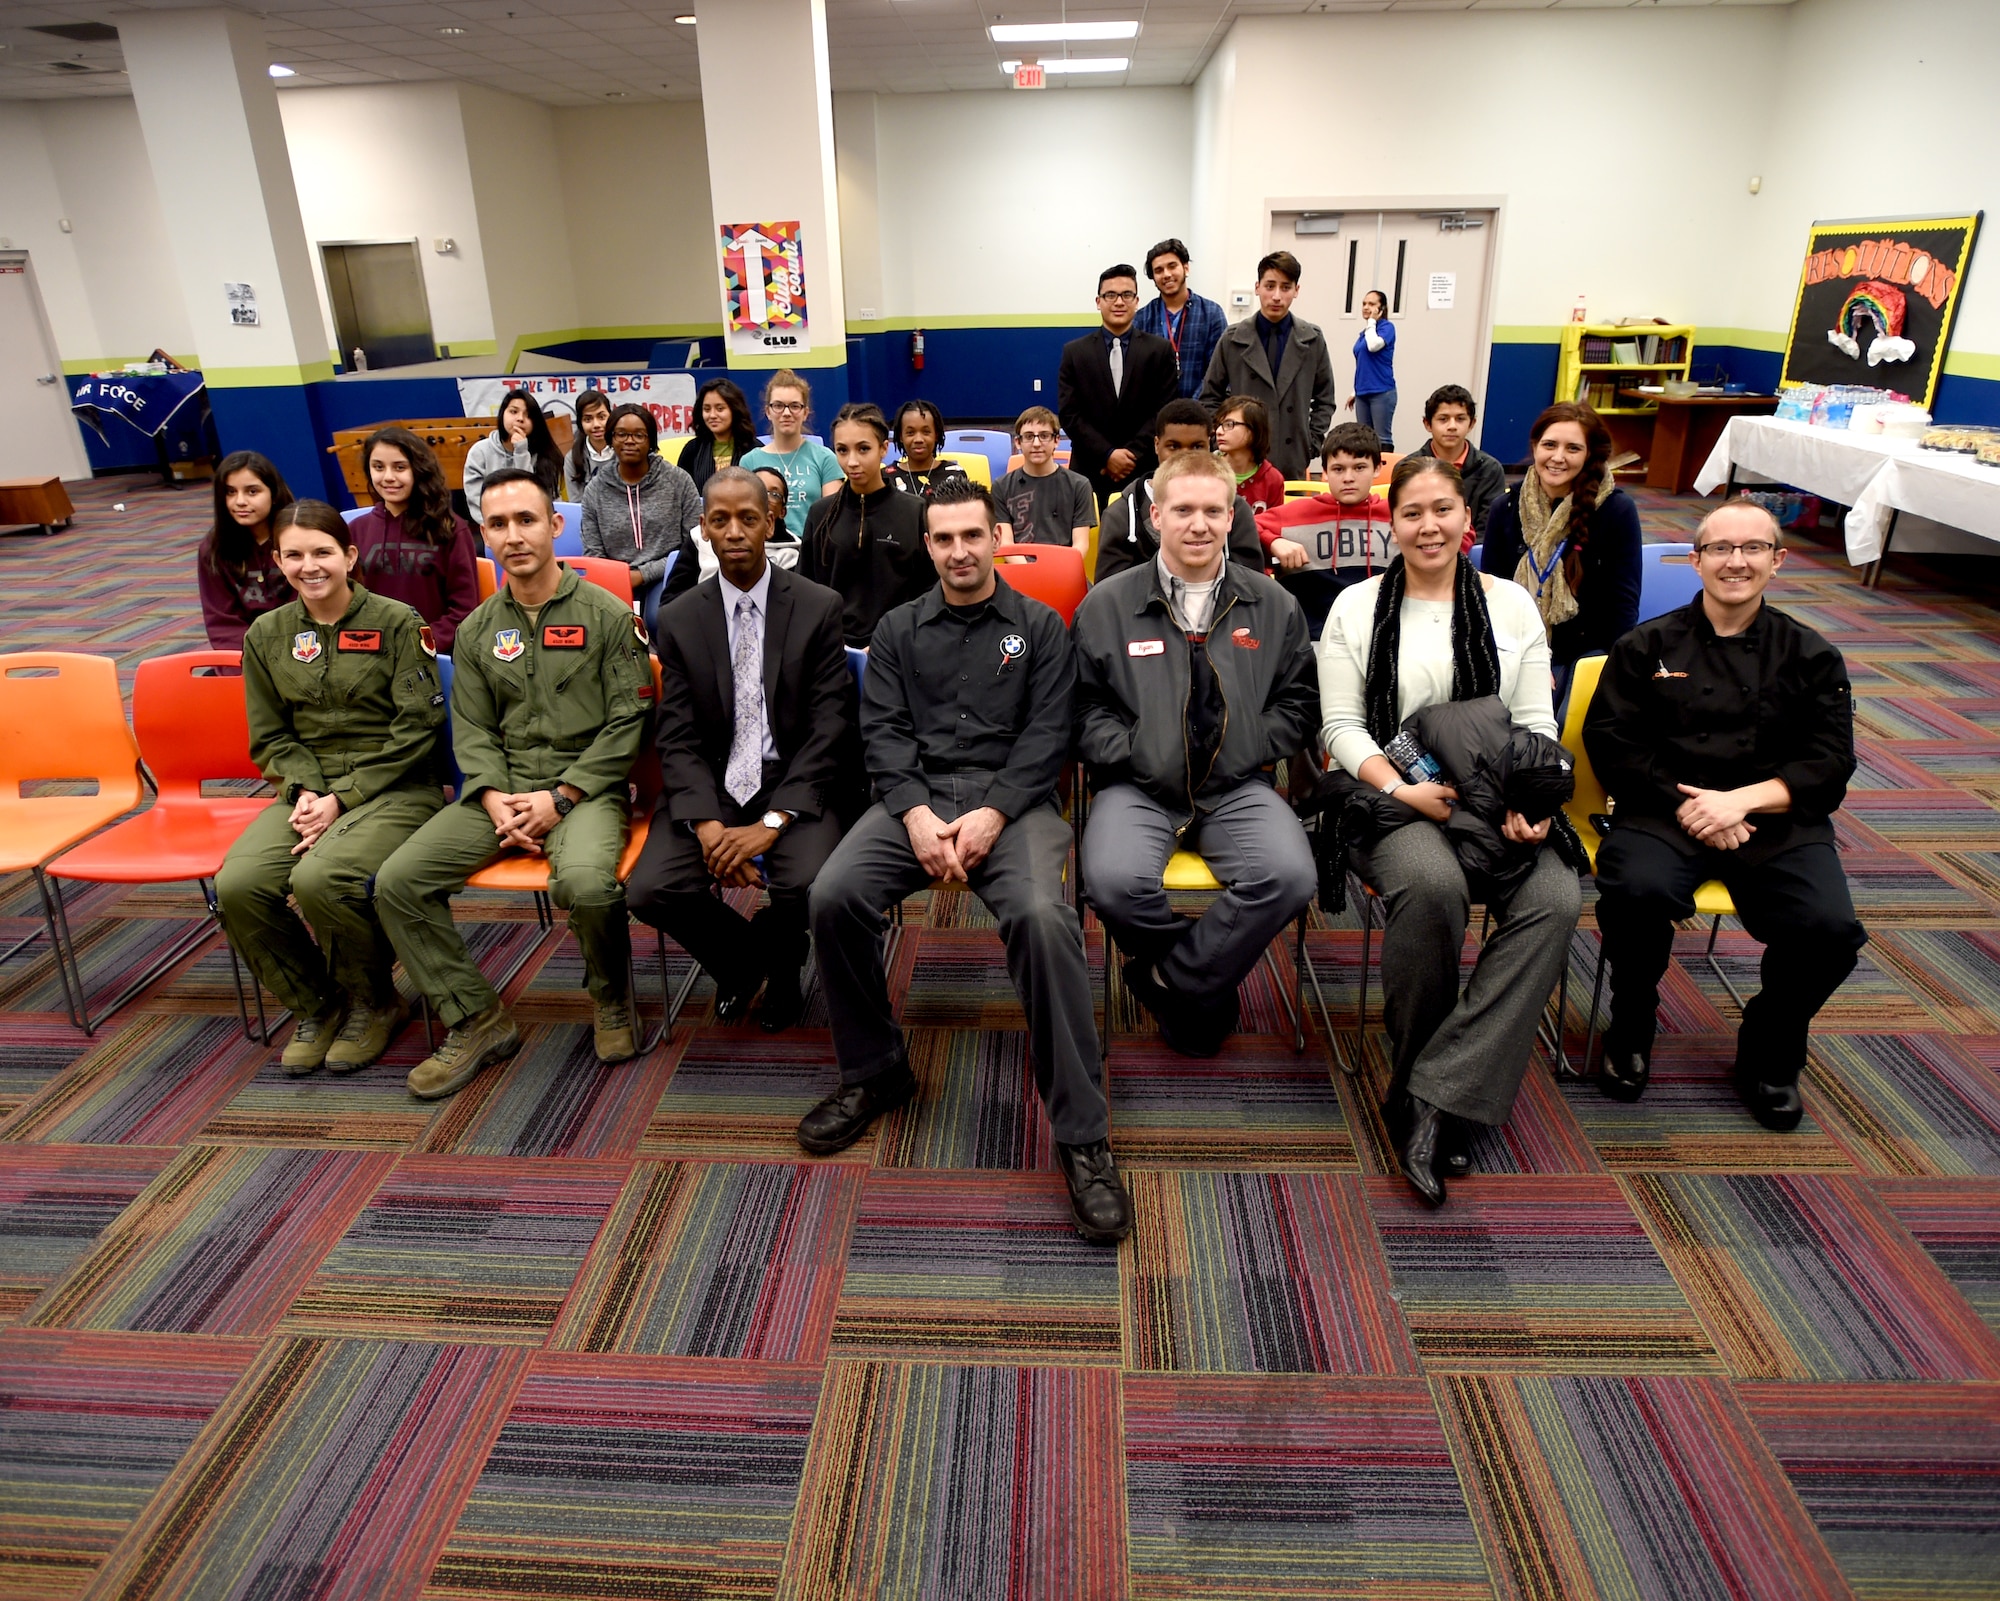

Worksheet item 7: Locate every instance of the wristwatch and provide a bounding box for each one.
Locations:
[549,788,576,818]
[1380,778,1404,798]
[761,810,792,833]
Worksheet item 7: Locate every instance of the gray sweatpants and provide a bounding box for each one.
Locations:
[809,784,1107,1145]
[1083,781,1316,998]
[1356,821,1581,1125]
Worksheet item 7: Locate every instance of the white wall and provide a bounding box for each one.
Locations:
[458,84,579,362]
[278,83,496,359]
[850,87,1197,322]
[0,104,103,365]
[551,101,716,332]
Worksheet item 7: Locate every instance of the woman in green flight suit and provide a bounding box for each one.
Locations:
[216,499,447,1076]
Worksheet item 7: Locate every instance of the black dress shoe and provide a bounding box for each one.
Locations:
[1399,1095,1448,1208]
[1180,986,1241,1058]
[1735,1073,1804,1132]
[1125,960,1200,1056]
[757,971,804,1033]
[713,970,764,1025]
[1440,1116,1473,1180]
[1598,1046,1651,1103]
[796,1062,916,1154]
[1056,1139,1132,1244]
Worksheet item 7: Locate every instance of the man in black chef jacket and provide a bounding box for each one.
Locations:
[803,476,1128,1244]
[1583,499,1865,1130]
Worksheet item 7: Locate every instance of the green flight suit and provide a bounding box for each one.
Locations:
[375,567,653,1025]
[216,585,447,1015]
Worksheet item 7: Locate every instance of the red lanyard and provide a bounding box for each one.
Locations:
[1161,302,1186,358]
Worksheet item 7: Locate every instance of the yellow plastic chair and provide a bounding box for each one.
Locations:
[658,435,693,463]
[1562,655,1742,1073]
[1283,480,1320,500]
[936,450,992,488]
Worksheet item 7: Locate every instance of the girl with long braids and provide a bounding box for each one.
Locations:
[1318,455,1581,1207]
[351,426,481,654]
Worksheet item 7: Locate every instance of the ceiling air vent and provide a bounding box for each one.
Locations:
[41,60,106,74]
[30,23,120,42]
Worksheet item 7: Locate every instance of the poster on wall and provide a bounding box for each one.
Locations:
[458,372,699,437]
[719,220,810,357]
[1780,213,1982,410]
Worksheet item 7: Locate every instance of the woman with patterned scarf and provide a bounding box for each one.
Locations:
[1317,456,1583,1208]
[1481,402,1643,687]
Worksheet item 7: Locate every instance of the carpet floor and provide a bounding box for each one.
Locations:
[2,475,1998,1600]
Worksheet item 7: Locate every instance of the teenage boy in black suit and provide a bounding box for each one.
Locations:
[1058,263,1180,508]
[626,466,859,1032]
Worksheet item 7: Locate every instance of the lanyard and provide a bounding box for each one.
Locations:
[1524,535,1567,592]
[1161,301,1186,358]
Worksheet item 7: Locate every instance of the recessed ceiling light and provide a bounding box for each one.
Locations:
[605,90,628,97]
[437,25,467,34]
[990,21,1138,42]
[998,57,1128,75]
[268,63,295,77]
[674,13,696,22]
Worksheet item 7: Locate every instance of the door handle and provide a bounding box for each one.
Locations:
[37,374,59,385]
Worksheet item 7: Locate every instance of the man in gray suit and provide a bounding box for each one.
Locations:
[1199,250,1337,481]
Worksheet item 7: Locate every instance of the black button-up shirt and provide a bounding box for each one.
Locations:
[862,580,1075,820]
[1583,595,1855,864]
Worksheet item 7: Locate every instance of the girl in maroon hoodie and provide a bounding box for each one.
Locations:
[350,426,481,654]
[198,451,295,649]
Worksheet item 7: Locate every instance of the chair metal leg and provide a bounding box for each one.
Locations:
[1100,920,1116,1065]
[207,880,268,1046]
[1704,913,1746,1009]
[1262,935,1304,1053]
[1296,911,1343,1071]
[1582,940,1609,1076]
[660,927,702,1037]
[57,880,229,1038]
[1546,951,1577,1078]
[32,868,84,1029]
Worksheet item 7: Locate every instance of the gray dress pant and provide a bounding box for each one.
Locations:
[1356,821,1581,1125]
[809,778,1108,1145]
[1082,781,1316,997]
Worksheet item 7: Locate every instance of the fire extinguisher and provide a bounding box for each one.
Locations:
[910,328,925,371]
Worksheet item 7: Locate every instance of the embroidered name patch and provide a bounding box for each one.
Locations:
[1653,658,1689,679]
[337,630,382,653]
[1231,627,1260,650]
[543,624,586,649]
[291,631,321,663]
[493,628,525,662]
[418,624,438,658]
[1128,639,1166,657]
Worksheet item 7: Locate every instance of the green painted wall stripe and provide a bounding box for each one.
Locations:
[201,360,337,389]
[845,313,1101,333]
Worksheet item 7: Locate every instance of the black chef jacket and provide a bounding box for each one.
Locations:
[862,580,1075,821]
[1583,596,1854,866]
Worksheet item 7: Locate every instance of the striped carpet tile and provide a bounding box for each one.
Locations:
[195,1052,443,1151]
[1874,1178,2000,1334]
[415,1022,678,1158]
[1105,1038,1355,1170]
[1844,790,2000,849]
[1122,1171,1417,1375]
[0,1328,257,1600]
[1625,1173,2000,1381]
[1805,1034,2000,1176]
[1836,849,1992,924]
[642,1035,875,1163]
[0,1144,172,1322]
[0,913,210,1019]
[277,1156,626,1344]
[1695,937,1943,1034]
[1122,1373,1488,1600]
[1737,1382,2000,1600]
[781,1360,1124,1601]
[1436,1374,1850,1601]
[26,1145,390,1335]
[875,1027,1057,1171]
[1852,699,1995,743]
[896,931,1029,1031]
[425,1354,822,1601]
[87,1337,528,1601]
[1559,1034,1857,1172]
[1864,930,2000,1031]
[831,1172,1121,1364]
[1,1016,263,1147]
[0,1022,92,1121]
[550,1160,859,1360]
[1441,1053,1606,1177]
[1933,850,2000,909]
[1367,1176,1721,1373]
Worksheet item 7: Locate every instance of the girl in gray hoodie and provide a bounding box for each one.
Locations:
[580,402,702,629]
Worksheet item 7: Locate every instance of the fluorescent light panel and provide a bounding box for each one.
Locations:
[1000,57,1129,74]
[990,21,1138,42]
[268,63,295,76]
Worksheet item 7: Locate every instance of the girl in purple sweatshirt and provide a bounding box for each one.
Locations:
[198,451,295,650]
[349,426,481,654]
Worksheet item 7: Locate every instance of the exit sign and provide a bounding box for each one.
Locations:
[1013,62,1045,89]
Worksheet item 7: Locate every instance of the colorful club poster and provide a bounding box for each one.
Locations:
[719,220,810,356]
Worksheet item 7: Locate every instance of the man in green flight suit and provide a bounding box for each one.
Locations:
[375,466,656,1099]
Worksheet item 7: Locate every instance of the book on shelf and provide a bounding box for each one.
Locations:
[1611,341,1642,365]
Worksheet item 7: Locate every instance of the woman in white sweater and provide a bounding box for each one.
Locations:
[1317,455,1581,1206]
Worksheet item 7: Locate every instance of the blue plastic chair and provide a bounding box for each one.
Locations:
[341,506,368,526]
[433,654,464,792]
[552,501,584,557]
[845,646,866,695]
[944,430,1013,482]
[1637,542,1701,623]
[1467,542,1482,569]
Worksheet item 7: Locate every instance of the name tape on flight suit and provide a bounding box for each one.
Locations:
[337,630,382,652]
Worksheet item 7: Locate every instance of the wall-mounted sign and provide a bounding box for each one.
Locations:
[225,282,259,326]
[1013,62,1046,89]
[719,220,809,357]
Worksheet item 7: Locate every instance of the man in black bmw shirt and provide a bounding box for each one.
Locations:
[1584,499,1865,1130]
[803,477,1128,1243]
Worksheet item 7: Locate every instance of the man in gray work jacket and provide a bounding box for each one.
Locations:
[1073,449,1320,1057]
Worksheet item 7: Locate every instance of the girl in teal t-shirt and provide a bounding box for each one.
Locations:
[742,370,842,538]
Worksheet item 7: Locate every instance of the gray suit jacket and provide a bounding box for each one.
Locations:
[1198,316,1337,481]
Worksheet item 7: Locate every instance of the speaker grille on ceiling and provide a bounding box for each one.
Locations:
[30,22,120,42]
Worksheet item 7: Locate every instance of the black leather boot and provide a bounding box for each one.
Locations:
[1399,1095,1448,1208]
[1056,1139,1132,1244]
[1735,1072,1804,1132]
[797,1061,916,1154]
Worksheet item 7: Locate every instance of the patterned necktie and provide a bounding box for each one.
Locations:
[1109,337,1125,397]
[725,594,765,806]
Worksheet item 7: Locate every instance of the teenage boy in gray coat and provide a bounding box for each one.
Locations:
[1199,250,1337,481]
[1073,450,1320,1056]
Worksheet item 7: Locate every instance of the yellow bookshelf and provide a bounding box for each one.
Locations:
[1555,323,1696,416]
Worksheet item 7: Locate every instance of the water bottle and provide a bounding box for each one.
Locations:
[1383,729,1444,786]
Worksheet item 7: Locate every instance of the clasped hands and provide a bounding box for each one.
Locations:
[1675,783,1757,850]
[288,790,344,855]
[1394,781,1550,843]
[481,786,576,855]
[694,817,781,888]
[904,803,1005,884]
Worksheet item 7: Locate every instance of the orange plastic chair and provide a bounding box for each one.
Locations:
[48,651,271,1036]
[996,544,1088,625]
[476,557,498,601]
[473,556,636,609]
[0,652,144,1029]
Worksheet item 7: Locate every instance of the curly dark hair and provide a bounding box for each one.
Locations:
[363,426,458,547]
[204,451,293,576]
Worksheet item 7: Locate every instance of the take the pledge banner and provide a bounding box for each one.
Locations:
[720,220,811,357]
[458,372,699,436]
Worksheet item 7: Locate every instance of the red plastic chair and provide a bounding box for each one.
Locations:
[996,544,1088,625]
[474,556,637,609]
[47,651,271,1037]
[0,651,143,1027]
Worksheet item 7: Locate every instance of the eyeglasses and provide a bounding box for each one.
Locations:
[767,401,806,414]
[1098,290,1139,304]
[1017,431,1057,444]
[1696,540,1777,559]
[1214,419,1249,432]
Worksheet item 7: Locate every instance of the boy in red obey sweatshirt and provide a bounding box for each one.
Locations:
[1252,421,1396,639]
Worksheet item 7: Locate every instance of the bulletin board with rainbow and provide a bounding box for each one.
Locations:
[1780,213,1981,411]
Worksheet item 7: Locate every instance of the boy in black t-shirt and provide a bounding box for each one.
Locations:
[993,406,1096,553]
